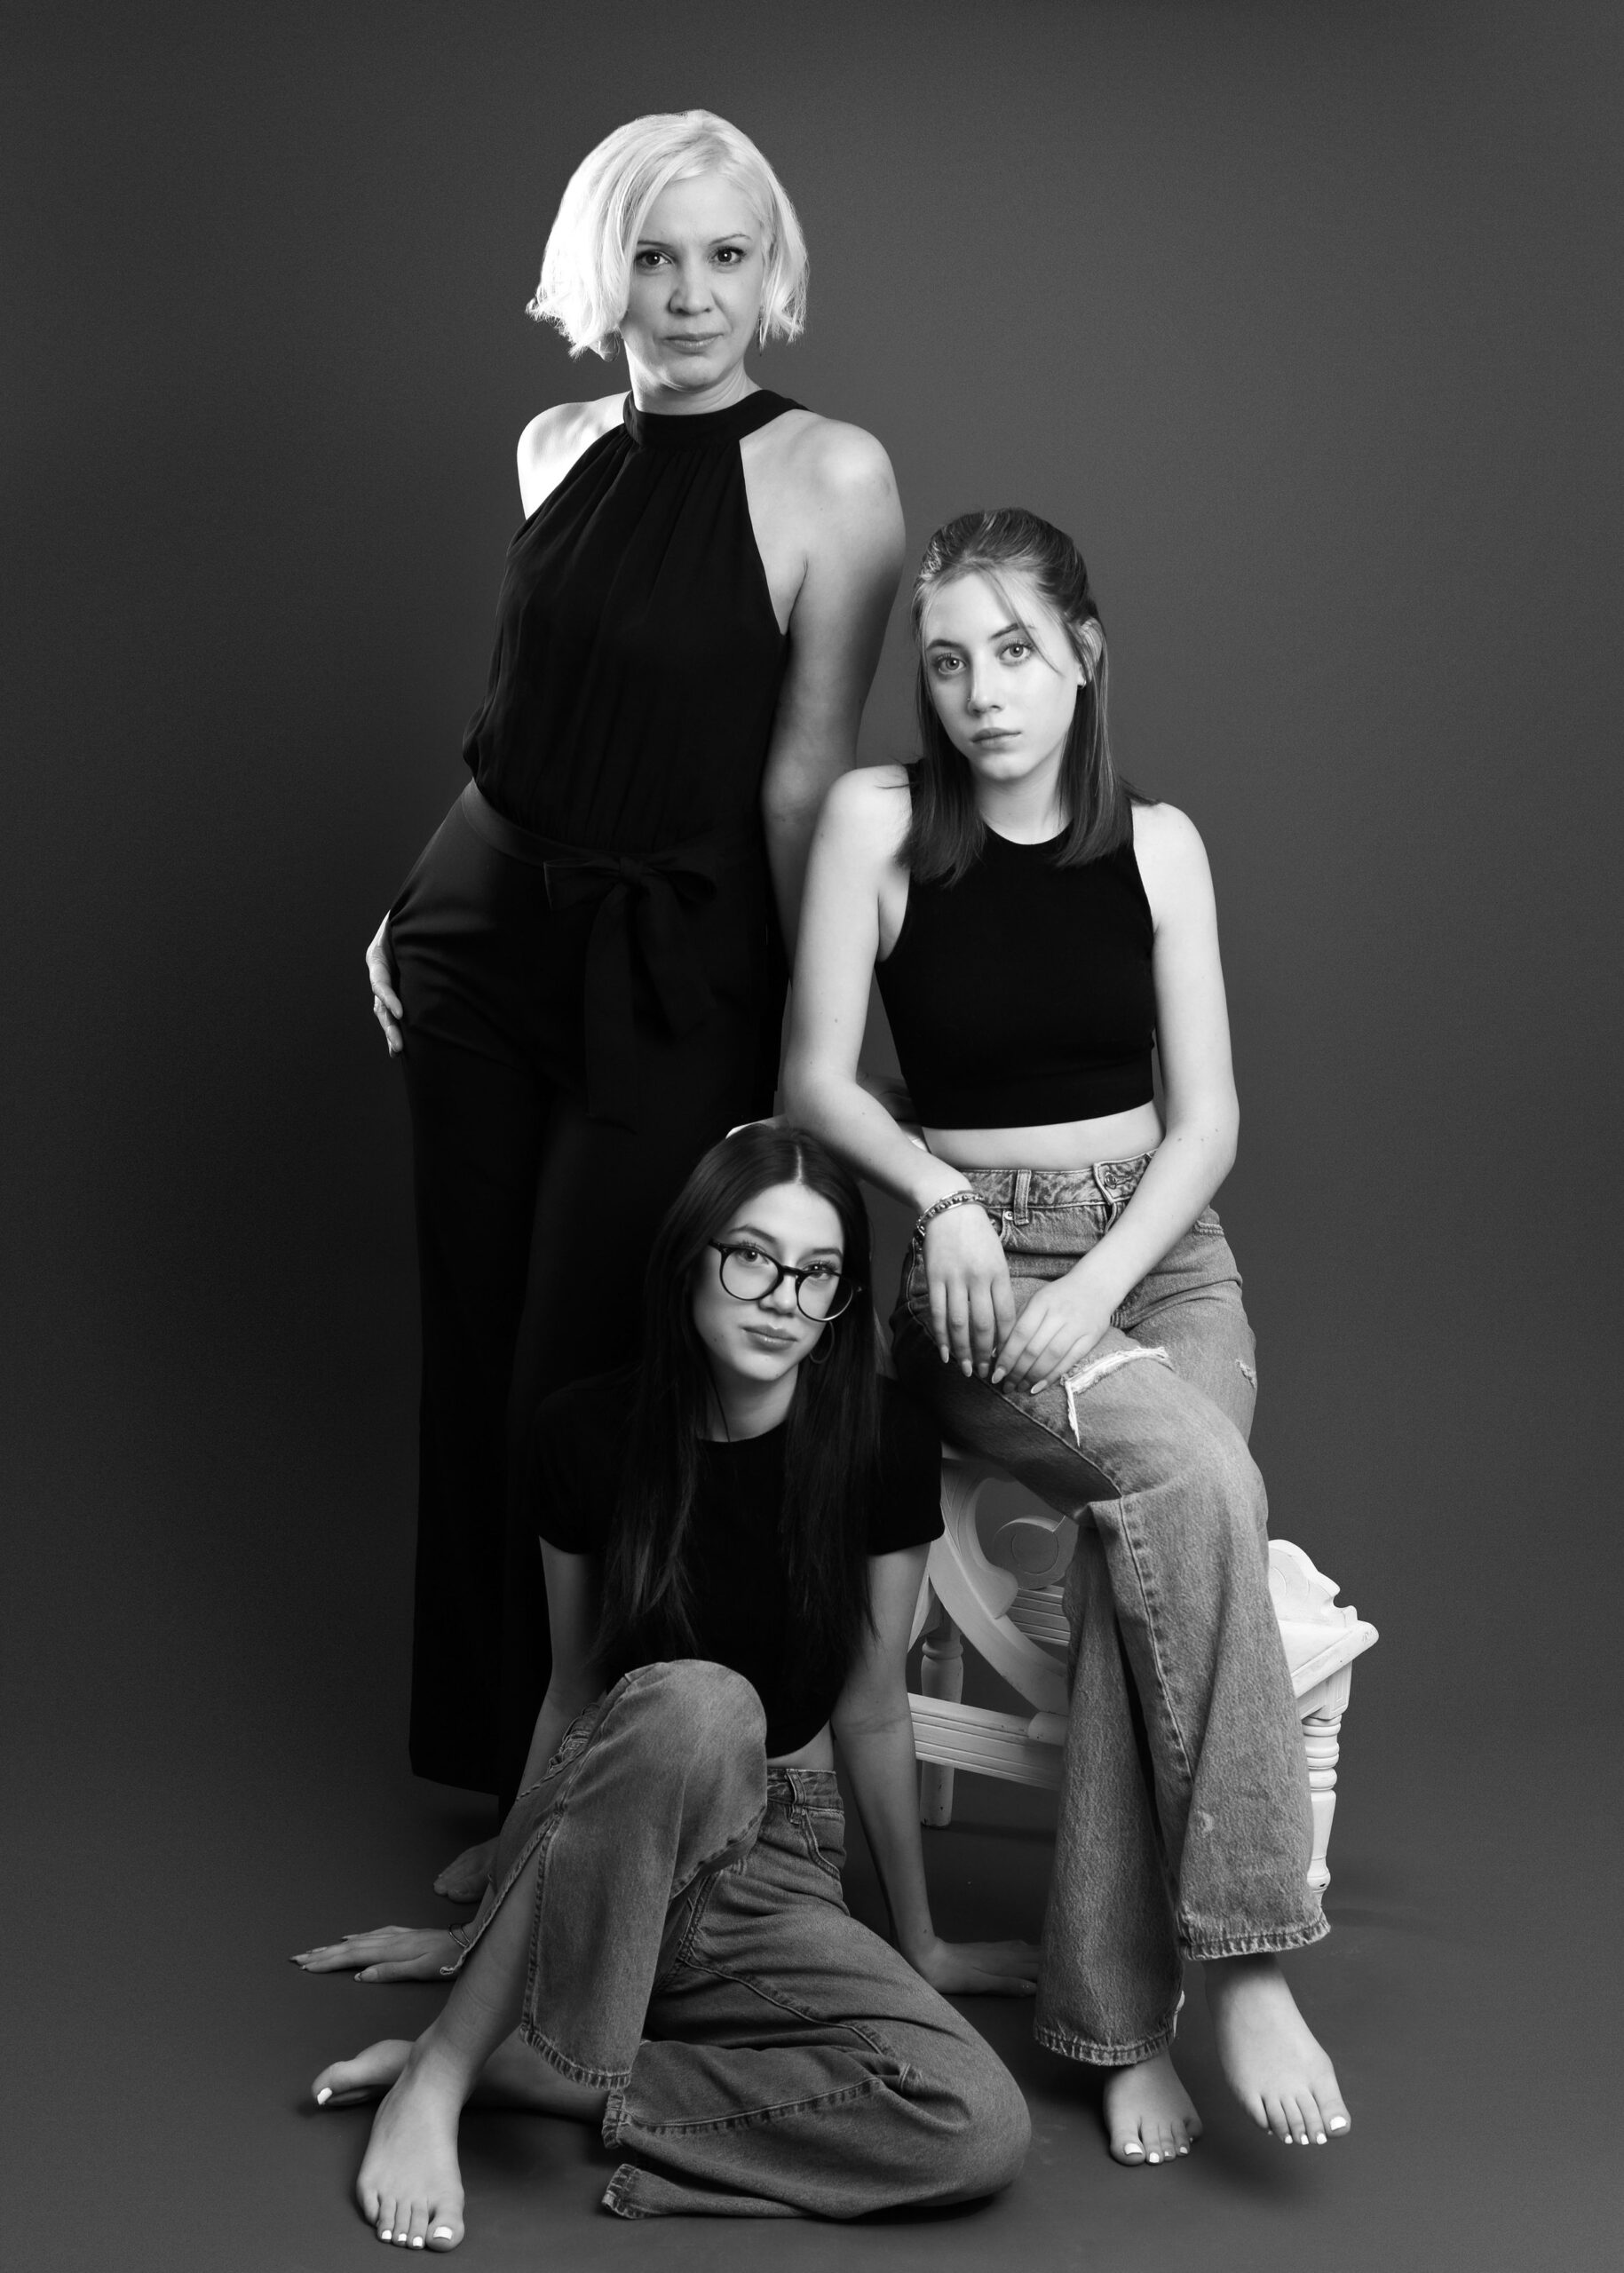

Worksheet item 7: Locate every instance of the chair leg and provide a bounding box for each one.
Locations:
[918,1612,964,1826]
[1303,1709,1342,1894]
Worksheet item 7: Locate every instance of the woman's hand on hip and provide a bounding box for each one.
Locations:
[992,1263,1117,1396]
[924,1205,1014,1379]
[289,1924,458,1981]
[366,915,403,1057]
[907,1934,1040,1997]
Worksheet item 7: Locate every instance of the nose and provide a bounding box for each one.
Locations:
[668,257,713,313]
[759,1271,800,1317]
[966,661,1002,714]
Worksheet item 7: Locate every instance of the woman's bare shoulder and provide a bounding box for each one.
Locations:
[517,395,625,512]
[759,407,898,509]
[1130,799,1216,913]
[823,761,913,851]
[1130,797,1203,854]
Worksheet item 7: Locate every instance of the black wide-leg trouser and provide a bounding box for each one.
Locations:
[389,790,777,1802]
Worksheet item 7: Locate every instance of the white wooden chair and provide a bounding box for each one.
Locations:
[907,1445,1378,1893]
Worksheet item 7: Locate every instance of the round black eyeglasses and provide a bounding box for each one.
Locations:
[709,1241,857,1321]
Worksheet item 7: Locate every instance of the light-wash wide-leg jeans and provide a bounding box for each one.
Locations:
[891,1156,1326,2065]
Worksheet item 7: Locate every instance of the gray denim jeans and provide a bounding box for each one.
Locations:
[456,1658,1030,2218]
[891,1155,1326,2066]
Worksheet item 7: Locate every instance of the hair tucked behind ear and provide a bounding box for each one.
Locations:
[905,506,1142,885]
[595,1125,879,1699]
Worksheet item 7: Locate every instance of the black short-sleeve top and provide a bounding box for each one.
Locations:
[533,1371,944,1754]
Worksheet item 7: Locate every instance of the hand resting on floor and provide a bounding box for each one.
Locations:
[291,1926,462,1983]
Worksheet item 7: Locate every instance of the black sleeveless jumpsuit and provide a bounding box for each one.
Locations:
[388,390,797,1799]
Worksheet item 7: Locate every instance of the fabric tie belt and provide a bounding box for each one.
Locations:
[459,781,762,1129]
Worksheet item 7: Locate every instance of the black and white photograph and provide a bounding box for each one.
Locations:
[6,4,1619,2266]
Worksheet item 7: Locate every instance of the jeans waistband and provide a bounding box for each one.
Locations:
[766,1766,841,1808]
[962,1152,1156,1221]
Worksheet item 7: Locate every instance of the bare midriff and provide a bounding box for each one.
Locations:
[769,1724,837,1772]
[925,1098,1165,1175]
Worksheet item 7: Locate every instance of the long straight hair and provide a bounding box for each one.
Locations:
[595,1125,880,1697]
[903,507,1141,886]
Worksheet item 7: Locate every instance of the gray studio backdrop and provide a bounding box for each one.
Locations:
[6,1,1620,1820]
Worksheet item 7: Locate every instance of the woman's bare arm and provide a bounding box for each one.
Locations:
[512,1543,603,1793]
[832,1548,1038,1995]
[758,425,905,947]
[783,767,1016,1371]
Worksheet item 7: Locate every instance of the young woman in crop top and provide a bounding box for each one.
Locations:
[293,1127,1034,2245]
[359,113,905,1827]
[785,509,1352,2168]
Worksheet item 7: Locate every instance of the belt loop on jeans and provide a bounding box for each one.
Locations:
[1011,1168,1032,1224]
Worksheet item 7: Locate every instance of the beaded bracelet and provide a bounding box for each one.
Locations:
[911,1189,992,1249]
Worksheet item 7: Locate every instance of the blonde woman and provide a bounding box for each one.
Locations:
[365,114,904,1821]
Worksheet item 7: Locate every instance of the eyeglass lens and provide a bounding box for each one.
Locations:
[718,1247,852,1319]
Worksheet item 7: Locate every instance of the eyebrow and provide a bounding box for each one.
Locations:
[725,1222,844,1261]
[635,232,756,250]
[925,622,1025,651]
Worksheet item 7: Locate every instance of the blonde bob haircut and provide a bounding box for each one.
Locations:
[528,110,808,360]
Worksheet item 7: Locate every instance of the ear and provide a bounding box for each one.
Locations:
[1077,619,1105,679]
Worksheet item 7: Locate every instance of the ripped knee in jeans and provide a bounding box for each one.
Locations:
[1061,1345,1172,1444]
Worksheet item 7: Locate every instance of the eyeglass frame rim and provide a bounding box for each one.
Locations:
[706,1239,861,1319]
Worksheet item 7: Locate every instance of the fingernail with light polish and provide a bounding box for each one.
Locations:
[315,2087,331,2105]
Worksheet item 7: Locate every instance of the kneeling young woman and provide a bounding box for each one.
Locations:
[785,510,1351,2166]
[296,1126,1034,2245]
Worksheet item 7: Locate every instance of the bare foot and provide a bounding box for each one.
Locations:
[433,1838,495,1905]
[315,2035,607,2123]
[313,2039,416,2110]
[351,2040,467,2249]
[1205,1954,1351,2147]
[1102,2049,1202,2166]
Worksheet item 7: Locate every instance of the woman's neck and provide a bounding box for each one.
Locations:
[976,761,1066,844]
[625,360,757,417]
[702,1368,798,1443]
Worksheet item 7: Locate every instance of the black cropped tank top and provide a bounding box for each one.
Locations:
[875,819,1157,1129]
[462,390,797,854]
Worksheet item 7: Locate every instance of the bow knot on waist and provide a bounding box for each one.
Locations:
[545,842,719,905]
[458,783,762,1129]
